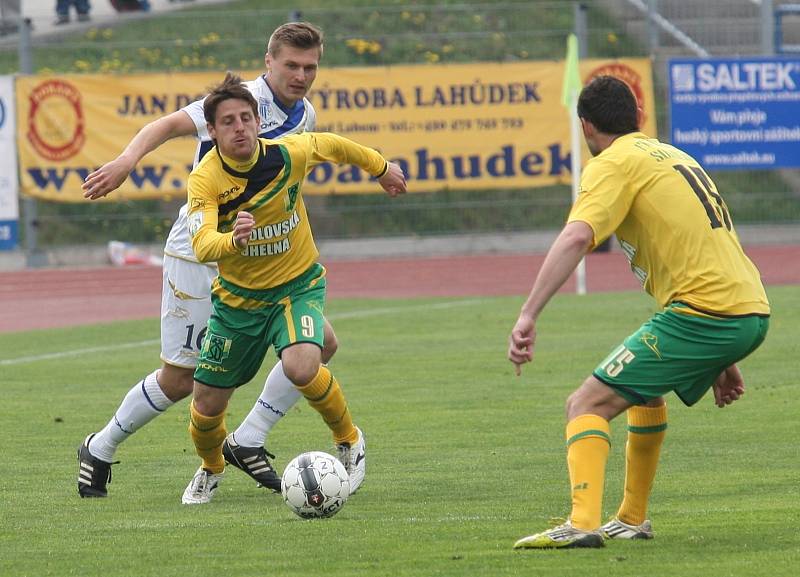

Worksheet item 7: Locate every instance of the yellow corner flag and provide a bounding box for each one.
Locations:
[562,33,587,295]
[561,33,582,108]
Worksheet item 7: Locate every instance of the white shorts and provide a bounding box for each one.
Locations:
[160,254,218,369]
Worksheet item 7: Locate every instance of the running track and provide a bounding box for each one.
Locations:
[1,245,797,332]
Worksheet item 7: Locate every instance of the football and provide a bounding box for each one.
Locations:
[281,451,350,519]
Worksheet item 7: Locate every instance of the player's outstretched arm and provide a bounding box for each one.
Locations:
[83,110,196,200]
[377,162,407,197]
[306,133,399,189]
[508,221,594,375]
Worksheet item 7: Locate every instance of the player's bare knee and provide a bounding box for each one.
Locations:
[192,382,230,415]
[321,321,338,364]
[282,343,323,385]
[567,377,604,419]
[321,334,338,364]
[282,361,320,386]
[157,365,195,402]
[565,389,582,418]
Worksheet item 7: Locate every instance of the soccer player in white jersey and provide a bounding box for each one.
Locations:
[77,22,357,498]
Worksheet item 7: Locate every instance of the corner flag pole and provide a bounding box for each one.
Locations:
[561,33,586,295]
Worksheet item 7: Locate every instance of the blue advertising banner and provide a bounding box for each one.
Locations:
[0,75,19,250]
[669,57,800,169]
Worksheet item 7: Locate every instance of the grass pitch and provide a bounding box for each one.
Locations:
[1,287,798,577]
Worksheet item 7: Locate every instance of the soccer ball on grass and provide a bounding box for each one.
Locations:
[281,451,350,519]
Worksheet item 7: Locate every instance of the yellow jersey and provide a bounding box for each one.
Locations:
[187,132,388,294]
[568,132,769,316]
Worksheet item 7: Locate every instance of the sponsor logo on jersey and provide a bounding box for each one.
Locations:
[640,332,662,360]
[241,238,291,257]
[197,362,229,373]
[188,212,203,236]
[218,184,240,200]
[285,183,299,211]
[258,98,272,121]
[27,80,86,161]
[201,332,232,364]
[259,97,276,131]
[250,211,300,240]
[168,278,206,301]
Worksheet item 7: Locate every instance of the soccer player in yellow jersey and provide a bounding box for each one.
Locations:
[181,73,406,504]
[507,76,770,548]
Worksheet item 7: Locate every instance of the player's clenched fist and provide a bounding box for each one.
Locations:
[233,211,255,248]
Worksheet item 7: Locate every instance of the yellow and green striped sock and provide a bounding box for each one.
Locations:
[296,366,357,445]
[566,414,611,531]
[188,400,226,474]
[616,404,667,525]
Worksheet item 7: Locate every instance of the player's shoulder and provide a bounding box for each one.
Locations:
[276,131,313,143]
[243,75,268,97]
[589,133,649,171]
[273,132,314,155]
[191,146,221,175]
[303,96,316,115]
[584,149,622,176]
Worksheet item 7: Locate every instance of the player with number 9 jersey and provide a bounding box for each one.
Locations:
[161,73,317,368]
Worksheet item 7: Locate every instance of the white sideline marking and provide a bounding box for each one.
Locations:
[0,299,484,366]
[0,339,161,366]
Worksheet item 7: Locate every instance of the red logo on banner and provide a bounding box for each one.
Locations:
[27,80,86,161]
[585,63,648,126]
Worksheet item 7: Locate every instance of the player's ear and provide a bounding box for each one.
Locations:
[207,122,216,140]
[579,117,592,137]
[264,52,271,72]
[636,107,644,130]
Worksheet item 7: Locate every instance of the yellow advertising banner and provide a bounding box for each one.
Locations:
[16,59,654,202]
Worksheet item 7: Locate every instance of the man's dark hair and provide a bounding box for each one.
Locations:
[268,21,324,56]
[577,75,639,135]
[203,72,258,125]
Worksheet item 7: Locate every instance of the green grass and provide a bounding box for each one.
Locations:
[1,286,798,576]
[2,1,625,74]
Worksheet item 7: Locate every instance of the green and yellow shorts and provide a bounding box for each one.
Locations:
[194,263,327,389]
[593,303,769,406]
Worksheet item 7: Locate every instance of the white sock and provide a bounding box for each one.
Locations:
[88,370,174,462]
[232,360,301,448]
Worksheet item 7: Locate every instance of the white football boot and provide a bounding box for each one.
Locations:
[600,517,654,539]
[336,426,366,494]
[181,467,224,505]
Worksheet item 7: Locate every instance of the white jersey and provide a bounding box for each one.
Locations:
[163,75,317,262]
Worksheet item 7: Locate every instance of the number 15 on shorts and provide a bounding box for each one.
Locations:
[602,345,635,377]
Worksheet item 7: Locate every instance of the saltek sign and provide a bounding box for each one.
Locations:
[669,57,800,169]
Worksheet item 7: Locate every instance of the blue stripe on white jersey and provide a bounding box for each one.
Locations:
[264,96,306,138]
[186,75,316,166]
